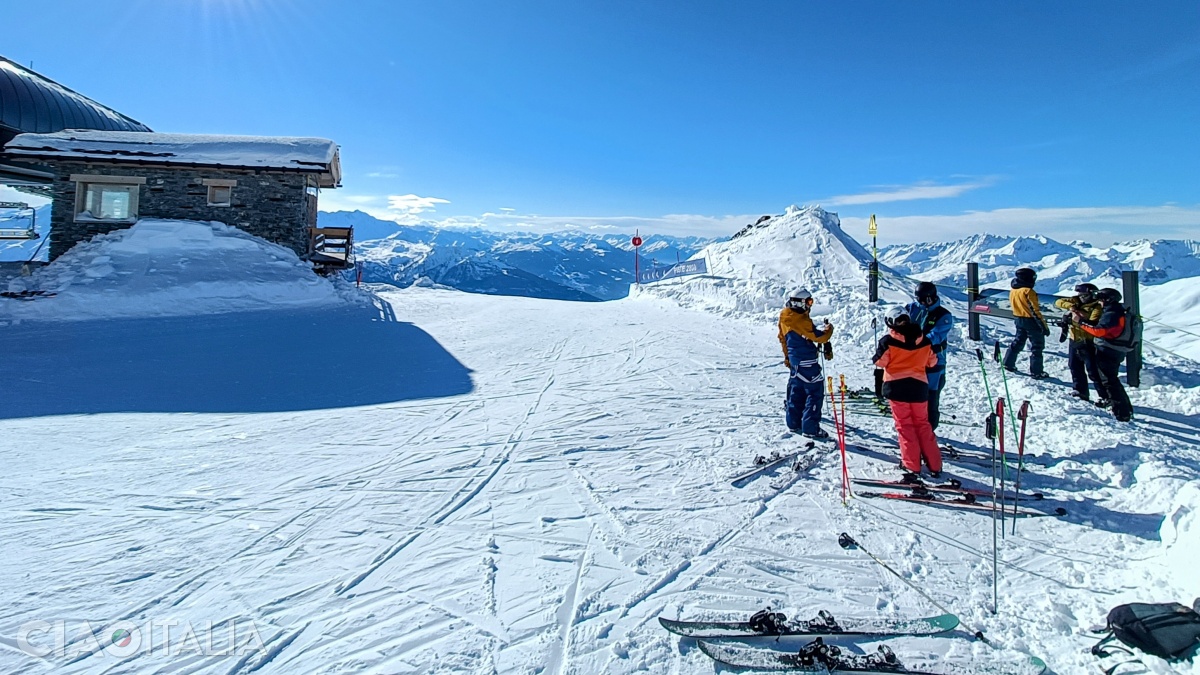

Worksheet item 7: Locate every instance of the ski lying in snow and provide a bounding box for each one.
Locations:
[857,491,1065,518]
[730,442,815,486]
[696,638,1047,674]
[769,455,818,490]
[659,610,958,639]
[0,289,56,300]
[851,477,1044,502]
[939,445,1041,473]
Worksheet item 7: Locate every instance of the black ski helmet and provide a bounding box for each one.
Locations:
[1015,267,1037,282]
[1074,283,1099,300]
[1096,288,1122,304]
[915,281,938,303]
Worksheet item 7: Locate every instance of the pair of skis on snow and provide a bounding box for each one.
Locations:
[851,473,1065,519]
[729,440,818,490]
[662,612,975,674]
[673,615,1045,674]
[660,533,1047,673]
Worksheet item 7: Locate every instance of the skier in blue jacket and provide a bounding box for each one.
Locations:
[905,282,953,430]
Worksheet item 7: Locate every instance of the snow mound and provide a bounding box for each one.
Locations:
[634,206,907,341]
[1,219,347,321]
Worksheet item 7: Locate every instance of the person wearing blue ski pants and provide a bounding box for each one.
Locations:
[785,368,825,435]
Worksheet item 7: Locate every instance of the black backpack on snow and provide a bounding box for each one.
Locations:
[1092,602,1200,664]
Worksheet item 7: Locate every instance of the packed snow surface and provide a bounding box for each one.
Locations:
[1,208,1198,674]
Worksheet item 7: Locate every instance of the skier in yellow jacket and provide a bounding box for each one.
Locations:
[1054,283,1109,402]
[778,289,834,439]
[1002,267,1050,379]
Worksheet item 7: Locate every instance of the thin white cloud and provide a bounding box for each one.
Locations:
[465,212,754,238]
[387,194,450,214]
[826,178,997,206]
[841,204,1200,246]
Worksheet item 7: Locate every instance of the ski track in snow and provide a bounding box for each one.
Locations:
[1,281,1198,674]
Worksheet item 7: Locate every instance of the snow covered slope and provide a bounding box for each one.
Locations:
[321,210,715,301]
[3,280,1197,674]
[1,207,1199,674]
[1142,276,1200,362]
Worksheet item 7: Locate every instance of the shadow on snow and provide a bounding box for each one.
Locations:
[0,303,474,418]
[844,427,1165,541]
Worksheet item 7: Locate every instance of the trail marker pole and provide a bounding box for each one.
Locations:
[632,232,643,285]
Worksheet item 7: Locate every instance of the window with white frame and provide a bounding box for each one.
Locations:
[203,179,236,207]
[71,175,144,222]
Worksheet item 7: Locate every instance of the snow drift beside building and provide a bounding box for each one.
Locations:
[1,218,348,322]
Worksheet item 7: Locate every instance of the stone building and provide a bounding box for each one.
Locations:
[1,56,350,270]
[3,130,344,262]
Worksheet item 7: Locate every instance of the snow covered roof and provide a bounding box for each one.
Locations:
[0,56,152,141]
[3,130,342,187]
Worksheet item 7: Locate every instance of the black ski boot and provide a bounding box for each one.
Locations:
[748,608,788,635]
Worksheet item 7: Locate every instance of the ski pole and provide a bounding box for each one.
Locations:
[827,376,847,505]
[839,374,851,501]
[996,397,1007,537]
[1011,401,1031,535]
[974,348,995,411]
[995,341,1019,435]
[838,532,987,643]
[984,410,999,615]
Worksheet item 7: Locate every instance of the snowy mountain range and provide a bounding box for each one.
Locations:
[880,233,1200,293]
[320,210,716,301]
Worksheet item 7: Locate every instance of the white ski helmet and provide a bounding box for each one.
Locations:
[884,305,910,328]
[785,288,813,310]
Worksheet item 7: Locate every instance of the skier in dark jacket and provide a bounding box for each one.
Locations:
[905,281,953,430]
[1003,267,1050,379]
[1054,283,1108,403]
[1078,288,1133,422]
[778,289,834,439]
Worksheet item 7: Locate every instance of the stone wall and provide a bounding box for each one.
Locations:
[45,161,318,260]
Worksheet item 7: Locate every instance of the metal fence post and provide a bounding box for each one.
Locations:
[1122,270,1141,388]
[967,262,981,341]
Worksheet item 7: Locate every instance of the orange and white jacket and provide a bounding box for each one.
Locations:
[872,324,938,403]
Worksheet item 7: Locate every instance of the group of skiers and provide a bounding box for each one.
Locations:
[1002,267,1134,422]
[776,269,1137,477]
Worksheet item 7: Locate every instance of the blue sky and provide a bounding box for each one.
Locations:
[4,1,1199,244]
